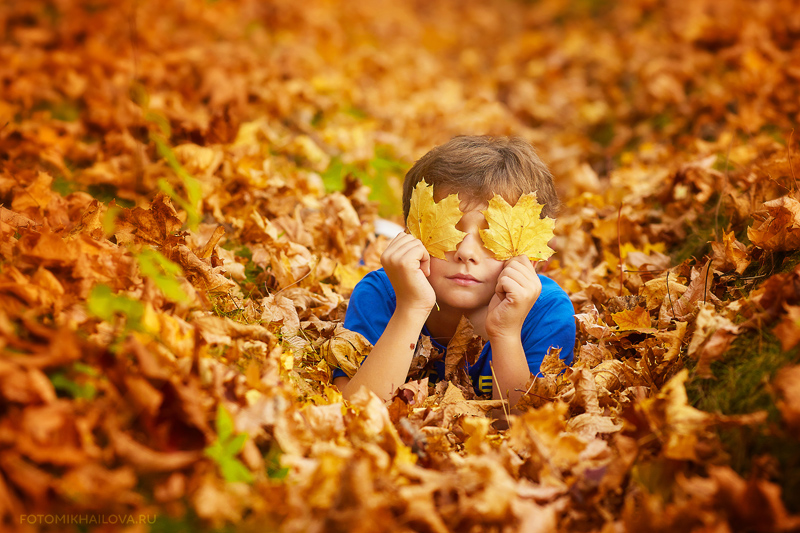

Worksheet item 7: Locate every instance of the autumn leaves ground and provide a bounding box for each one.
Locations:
[1,0,800,531]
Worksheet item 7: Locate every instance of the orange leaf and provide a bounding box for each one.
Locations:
[611,306,652,331]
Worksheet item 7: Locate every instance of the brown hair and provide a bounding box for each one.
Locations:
[402,136,560,222]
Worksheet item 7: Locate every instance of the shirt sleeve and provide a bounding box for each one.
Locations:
[520,277,576,376]
[331,270,396,380]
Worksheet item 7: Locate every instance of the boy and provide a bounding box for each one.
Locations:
[332,136,576,407]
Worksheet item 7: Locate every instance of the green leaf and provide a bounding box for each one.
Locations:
[203,440,226,463]
[49,372,97,400]
[129,82,150,109]
[215,404,235,442]
[102,205,121,236]
[72,362,99,376]
[136,249,189,303]
[151,132,201,230]
[321,158,346,192]
[144,110,170,137]
[51,176,79,196]
[265,443,289,480]
[223,433,247,455]
[87,284,144,330]
[204,405,254,484]
[219,457,254,483]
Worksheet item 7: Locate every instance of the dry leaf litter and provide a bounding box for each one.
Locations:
[1,0,800,531]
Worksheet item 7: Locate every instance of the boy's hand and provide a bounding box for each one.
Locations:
[381,233,436,314]
[485,256,541,340]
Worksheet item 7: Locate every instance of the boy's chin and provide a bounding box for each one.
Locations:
[437,294,491,312]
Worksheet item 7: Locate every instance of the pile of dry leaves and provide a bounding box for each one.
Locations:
[1,0,799,531]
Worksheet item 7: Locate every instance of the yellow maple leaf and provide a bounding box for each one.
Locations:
[479,192,555,261]
[406,179,466,259]
[611,306,652,331]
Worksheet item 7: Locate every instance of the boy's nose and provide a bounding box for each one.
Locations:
[454,234,481,263]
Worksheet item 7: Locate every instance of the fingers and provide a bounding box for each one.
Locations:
[420,249,431,277]
[504,255,536,273]
[381,233,430,273]
[383,233,418,258]
[496,255,542,304]
[502,256,539,283]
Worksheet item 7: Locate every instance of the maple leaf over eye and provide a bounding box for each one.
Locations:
[406,179,466,259]
[479,192,555,261]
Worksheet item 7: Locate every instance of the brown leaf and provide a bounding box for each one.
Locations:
[110,430,203,473]
[516,373,559,410]
[637,369,712,461]
[11,171,57,213]
[18,226,79,267]
[193,314,275,346]
[440,383,504,423]
[0,206,36,228]
[408,335,443,380]
[169,243,240,296]
[687,304,740,378]
[320,325,372,379]
[575,307,612,340]
[261,293,301,337]
[444,316,484,398]
[747,196,800,251]
[591,359,627,392]
[565,412,622,439]
[15,401,88,466]
[123,375,164,418]
[711,230,750,274]
[574,342,613,368]
[569,368,601,415]
[0,452,53,504]
[195,225,226,258]
[641,274,687,311]
[709,465,800,532]
[540,347,567,375]
[611,306,653,332]
[658,262,720,326]
[773,304,800,352]
[772,365,800,439]
[192,474,244,526]
[114,193,183,246]
[55,463,140,508]
[0,361,56,404]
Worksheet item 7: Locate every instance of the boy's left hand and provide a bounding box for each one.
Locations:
[485,256,541,340]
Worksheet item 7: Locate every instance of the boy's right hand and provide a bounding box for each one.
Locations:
[381,233,436,314]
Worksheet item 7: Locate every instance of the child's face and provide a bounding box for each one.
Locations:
[427,204,505,311]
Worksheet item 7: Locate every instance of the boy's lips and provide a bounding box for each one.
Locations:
[447,273,480,286]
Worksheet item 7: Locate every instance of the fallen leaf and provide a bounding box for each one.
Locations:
[320,325,372,378]
[444,315,484,398]
[773,304,800,352]
[611,306,652,331]
[747,196,800,251]
[110,428,204,473]
[540,347,567,375]
[772,365,800,439]
[711,230,750,275]
[687,304,740,378]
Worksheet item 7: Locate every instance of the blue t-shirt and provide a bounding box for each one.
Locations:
[332,268,576,396]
